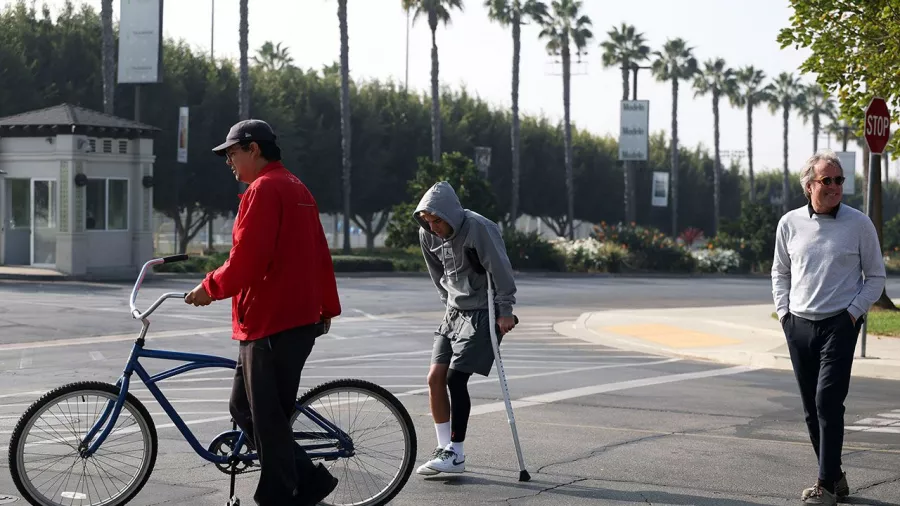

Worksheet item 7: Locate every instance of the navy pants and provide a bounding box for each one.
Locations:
[782,311,863,483]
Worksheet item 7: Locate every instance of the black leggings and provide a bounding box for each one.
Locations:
[446,368,472,443]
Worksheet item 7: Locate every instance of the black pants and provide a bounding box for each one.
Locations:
[783,311,863,483]
[230,325,318,506]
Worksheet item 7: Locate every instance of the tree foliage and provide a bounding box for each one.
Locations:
[778,0,900,154]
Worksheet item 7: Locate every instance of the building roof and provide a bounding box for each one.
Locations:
[0,103,159,138]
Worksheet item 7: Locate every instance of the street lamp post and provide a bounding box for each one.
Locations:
[630,63,653,101]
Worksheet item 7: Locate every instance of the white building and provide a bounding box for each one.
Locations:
[0,103,160,278]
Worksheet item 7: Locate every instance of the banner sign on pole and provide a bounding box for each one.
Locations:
[117,0,164,84]
[177,106,189,163]
[619,100,649,161]
[836,151,855,195]
[651,171,668,207]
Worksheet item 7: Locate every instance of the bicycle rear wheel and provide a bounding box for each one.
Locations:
[293,379,416,506]
[8,381,158,506]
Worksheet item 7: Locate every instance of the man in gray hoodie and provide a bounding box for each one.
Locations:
[412,181,518,476]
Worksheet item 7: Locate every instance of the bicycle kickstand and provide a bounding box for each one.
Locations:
[227,419,241,506]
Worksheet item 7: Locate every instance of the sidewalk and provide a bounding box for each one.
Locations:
[554,304,900,381]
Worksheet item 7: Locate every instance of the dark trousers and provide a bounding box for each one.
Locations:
[230,326,318,506]
[783,311,863,483]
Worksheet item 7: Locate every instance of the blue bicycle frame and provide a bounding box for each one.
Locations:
[78,254,356,467]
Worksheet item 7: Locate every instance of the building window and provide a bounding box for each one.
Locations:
[118,140,128,154]
[102,139,112,153]
[85,178,128,231]
[88,139,97,152]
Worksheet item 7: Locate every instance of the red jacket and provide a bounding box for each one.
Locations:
[202,162,341,341]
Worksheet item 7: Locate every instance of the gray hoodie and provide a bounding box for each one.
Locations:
[414,181,517,317]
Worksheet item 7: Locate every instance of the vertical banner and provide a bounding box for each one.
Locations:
[177,106,189,163]
[651,171,669,207]
[619,100,650,161]
[836,151,856,195]
[117,0,164,84]
[475,146,492,177]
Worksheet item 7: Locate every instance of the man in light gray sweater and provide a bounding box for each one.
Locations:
[772,149,886,505]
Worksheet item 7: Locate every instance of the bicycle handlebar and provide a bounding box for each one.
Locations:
[130,255,191,320]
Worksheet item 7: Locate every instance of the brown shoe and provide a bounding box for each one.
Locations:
[801,484,837,505]
[802,473,849,500]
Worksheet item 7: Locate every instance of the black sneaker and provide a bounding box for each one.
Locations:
[297,463,338,505]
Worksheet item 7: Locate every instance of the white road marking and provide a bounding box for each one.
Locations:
[90,351,105,361]
[846,426,900,434]
[468,364,761,416]
[18,351,31,369]
[0,327,232,351]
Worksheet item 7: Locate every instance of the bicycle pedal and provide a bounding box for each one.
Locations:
[226,496,240,506]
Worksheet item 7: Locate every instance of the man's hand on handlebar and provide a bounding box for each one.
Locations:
[185,283,213,307]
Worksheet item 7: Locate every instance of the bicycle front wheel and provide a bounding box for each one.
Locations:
[8,381,158,506]
[294,379,417,506]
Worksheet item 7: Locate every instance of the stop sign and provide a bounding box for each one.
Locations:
[865,97,891,154]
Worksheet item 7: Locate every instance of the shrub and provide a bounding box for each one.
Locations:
[385,152,500,249]
[331,256,394,272]
[502,229,566,271]
[692,247,742,273]
[552,238,629,273]
[592,222,694,272]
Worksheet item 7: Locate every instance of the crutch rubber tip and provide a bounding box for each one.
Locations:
[519,470,531,482]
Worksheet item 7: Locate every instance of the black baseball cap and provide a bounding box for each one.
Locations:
[212,119,277,156]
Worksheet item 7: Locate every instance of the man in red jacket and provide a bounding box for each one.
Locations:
[185,119,341,506]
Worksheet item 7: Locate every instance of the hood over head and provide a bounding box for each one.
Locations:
[414,181,466,239]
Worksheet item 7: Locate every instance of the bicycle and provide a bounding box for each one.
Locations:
[7,255,417,506]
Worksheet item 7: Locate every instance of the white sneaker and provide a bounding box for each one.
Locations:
[421,446,465,474]
[416,446,444,476]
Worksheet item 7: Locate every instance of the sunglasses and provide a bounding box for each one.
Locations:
[813,176,845,186]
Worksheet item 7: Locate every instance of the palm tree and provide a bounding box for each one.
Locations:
[693,58,735,236]
[238,0,249,120]
[797,83,838,153]
[338,0,352,254]
[538,0,593,240]
[825,119,858,152]
[485,0,548,226]
[251,41,294,71]
[101,0,114,114]
[651,38,697,236]
[768,72,805,214]
[600,23,650,223]
[729,66,774,202]
[402,0,464,163]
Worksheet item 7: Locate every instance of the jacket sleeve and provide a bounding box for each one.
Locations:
[848,216,886,319]
[419,230,448,305]
[317,216,342,319]
[771,217,791,321]
[474,222,517,317]
[202,185,280,300]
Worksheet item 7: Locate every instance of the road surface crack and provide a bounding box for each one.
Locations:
[502,477,590,504]
[855,474,900,492]
[535,433,669,474]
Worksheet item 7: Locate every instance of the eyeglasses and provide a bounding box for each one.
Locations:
[813,176,845,186]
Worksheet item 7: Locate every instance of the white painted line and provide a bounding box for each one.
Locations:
[0,390,45,399]
[879,413,900,419]
[18,352,31,369]
[846,426,900,434]
[90,351,105,361]
[396,358,680,397]
[469,364,760,416]
[0,326,232,351]
[854,418,900,426]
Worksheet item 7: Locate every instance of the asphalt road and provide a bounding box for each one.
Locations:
[0,274,898,505]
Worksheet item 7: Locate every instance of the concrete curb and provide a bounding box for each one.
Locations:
[554,311,900,381]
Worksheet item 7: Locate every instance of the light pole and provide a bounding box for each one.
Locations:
[630,63,653,101]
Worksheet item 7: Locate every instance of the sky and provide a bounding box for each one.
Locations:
[17,0,887,182]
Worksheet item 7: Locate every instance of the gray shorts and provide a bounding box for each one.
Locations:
[431,308,502,377]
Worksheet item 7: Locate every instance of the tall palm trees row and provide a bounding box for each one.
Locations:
[96,0,837,250]
[399,0,838,238]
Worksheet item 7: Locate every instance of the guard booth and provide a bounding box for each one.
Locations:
[0,103,159,278]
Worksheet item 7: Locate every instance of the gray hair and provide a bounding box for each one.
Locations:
[800,149,843,199]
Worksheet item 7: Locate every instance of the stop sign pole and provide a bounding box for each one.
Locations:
[861,96,892,358]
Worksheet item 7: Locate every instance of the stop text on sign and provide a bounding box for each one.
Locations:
[867,115,890,137]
